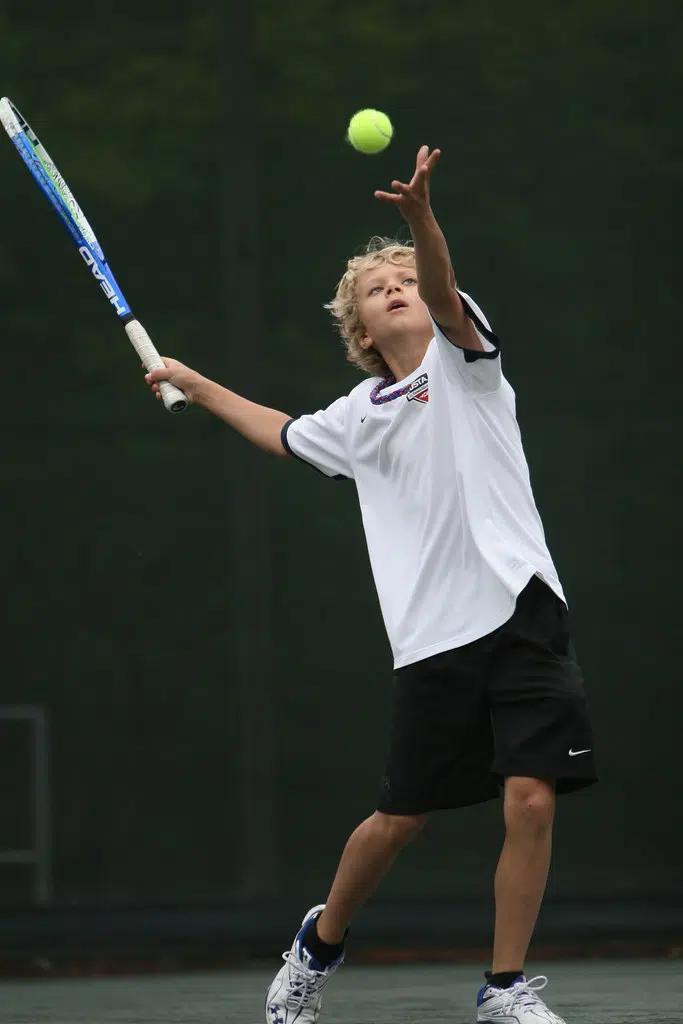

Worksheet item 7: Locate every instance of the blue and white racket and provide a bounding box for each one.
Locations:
[0,96,187,413]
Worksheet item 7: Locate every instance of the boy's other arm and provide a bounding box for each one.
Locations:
[375,145,483,352]
[409,209,483,351]
[146,359,290,456]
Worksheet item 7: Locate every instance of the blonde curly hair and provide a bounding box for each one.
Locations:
[325,237,416,378]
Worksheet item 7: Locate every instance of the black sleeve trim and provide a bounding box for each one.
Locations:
[280,418,296,456]
[434,293,501,363]
[280,418,347,481]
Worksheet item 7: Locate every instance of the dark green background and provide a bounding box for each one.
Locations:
[0,0,681,950]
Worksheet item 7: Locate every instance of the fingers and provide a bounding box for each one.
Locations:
[376,148,441,205]
[374,190,403,204]
[375,179,411,198]
[412,146,440,181]
[414,144,429,173]
[426,148,441,173]
[415,149,440,180]
[144,359,170,398]
[410,145,434,184]
[145,366,172,384]
[143,357,186,402]
[416,145,440,165]
[409,151,441,194]
[376,172,426,202]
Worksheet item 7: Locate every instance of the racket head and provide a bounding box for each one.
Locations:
[1,97,186,413]
[1,96,132,319]
[0,97,103,259]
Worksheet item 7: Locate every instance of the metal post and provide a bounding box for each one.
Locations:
[32,707,52,904]
[0,705,52,905]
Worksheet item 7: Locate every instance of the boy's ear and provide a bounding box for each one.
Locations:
[359,332,373,350]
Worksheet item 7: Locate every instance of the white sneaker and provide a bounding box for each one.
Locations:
[476,974,567,1023]
[265,905,344,1024]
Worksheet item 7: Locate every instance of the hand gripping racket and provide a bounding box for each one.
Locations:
[0,97,187,413]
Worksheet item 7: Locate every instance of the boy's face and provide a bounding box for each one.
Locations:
[356,263,432,352]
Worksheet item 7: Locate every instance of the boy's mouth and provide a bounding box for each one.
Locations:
[387,299,408,312]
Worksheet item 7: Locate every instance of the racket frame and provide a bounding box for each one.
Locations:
[0,97,187,413]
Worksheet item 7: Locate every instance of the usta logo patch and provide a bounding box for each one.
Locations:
[406,373,429,403]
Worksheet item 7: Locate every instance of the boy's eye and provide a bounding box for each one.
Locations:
[368,277,414,295]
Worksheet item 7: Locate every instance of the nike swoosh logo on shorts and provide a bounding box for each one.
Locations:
[568,748,591,756]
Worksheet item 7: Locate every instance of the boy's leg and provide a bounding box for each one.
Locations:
[489,577,597,973]
[266,641,499,1022]
[314,641,498,951]
[316,642,497,947]
[315,810,427,944]
[264,812,426,1023]
[492,776,555,973]
[479,577,596,1020]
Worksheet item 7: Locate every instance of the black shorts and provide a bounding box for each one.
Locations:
[377,575,597,815]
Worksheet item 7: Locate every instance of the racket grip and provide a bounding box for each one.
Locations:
[124,319,188,414]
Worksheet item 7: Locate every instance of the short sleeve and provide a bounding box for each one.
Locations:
[281,395,353,480]
[430,290,502,394]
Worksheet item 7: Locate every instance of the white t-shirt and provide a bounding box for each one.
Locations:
[282,292,564,669]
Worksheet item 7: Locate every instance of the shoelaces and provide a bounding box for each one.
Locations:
[281,950,329,1010]
[498,975,550,1014]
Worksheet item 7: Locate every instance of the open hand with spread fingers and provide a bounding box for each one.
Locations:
[374,145,441,222]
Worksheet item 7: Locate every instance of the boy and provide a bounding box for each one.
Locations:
[146,146,597,1023]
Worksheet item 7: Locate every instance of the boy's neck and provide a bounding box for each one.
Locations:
[381,335,431,383]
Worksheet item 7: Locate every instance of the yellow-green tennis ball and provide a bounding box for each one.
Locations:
[347,109,393,154]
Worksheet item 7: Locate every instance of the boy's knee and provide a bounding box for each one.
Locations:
[504,776,555,831]
[372,810,428,845]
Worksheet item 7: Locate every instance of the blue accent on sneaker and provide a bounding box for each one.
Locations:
[298,947,327,974]
[295,909,345,974]
[477,974,526,1006]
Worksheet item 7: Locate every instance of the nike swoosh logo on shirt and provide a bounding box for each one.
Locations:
[568,748,591,756]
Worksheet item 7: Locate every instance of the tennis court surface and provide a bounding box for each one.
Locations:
[1,960,681,1023]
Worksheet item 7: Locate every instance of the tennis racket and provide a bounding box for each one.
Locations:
[0,96,187,413]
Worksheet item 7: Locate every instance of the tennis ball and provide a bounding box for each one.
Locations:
[347,109,393,154]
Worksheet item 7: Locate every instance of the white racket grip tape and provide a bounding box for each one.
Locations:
[124,319,188,414]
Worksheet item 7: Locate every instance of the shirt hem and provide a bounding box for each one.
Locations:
[391,565,563,670]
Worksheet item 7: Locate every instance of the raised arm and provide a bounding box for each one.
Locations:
[374,145,483,352]
[146,360,290,456]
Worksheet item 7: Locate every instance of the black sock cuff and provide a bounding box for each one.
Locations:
[486,970,524,989]
[302,919,347,967]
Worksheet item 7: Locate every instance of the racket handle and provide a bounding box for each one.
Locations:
[124,319,188,414]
